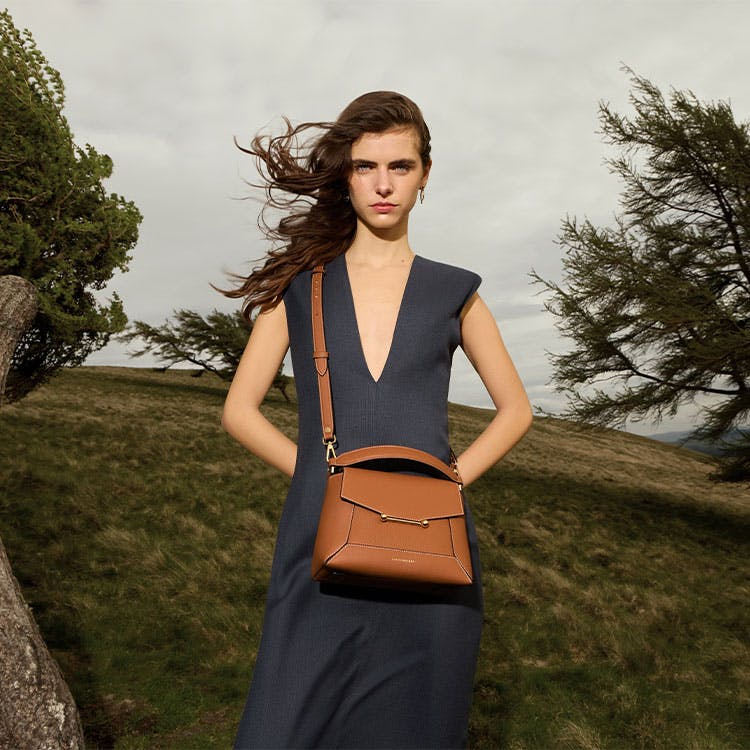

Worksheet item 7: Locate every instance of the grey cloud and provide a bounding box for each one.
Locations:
[6,0,750,436]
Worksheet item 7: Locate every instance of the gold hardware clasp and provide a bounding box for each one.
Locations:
[379,513,429,527]
[449,446,463,484]
[324,437,337,460]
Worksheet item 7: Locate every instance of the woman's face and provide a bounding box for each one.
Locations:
[347,126,431,234]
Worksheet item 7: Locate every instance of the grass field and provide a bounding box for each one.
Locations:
[1,366,748,749]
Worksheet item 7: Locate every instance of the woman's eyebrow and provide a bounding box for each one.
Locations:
[351,158,417,167]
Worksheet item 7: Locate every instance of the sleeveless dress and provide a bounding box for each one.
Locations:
[233,251,484,749]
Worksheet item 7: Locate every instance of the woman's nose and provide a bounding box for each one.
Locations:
[375,168,393,196]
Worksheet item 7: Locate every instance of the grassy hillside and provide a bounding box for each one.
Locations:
[1,366,748,749]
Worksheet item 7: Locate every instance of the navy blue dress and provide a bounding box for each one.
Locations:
[233,252,484,749]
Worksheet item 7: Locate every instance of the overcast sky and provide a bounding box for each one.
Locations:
[6,0,749,436]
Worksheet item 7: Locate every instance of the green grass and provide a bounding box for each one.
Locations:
[1,366,748,749]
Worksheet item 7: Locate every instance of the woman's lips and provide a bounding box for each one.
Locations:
[372,203,395,213]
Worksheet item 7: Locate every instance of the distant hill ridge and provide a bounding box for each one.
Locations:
[646,427,750,457]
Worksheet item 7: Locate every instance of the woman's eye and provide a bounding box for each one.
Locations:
[354,164,370,172]
[393,165,409,173]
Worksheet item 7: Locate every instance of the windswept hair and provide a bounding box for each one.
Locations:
[215,91,431,321]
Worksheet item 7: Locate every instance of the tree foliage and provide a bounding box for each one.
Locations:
[530,66,750,481]
[0,10,142,402]
[119,308,291,401]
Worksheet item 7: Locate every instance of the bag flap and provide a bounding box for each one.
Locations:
[339,466,464,521]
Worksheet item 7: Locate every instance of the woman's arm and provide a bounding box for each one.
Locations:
[455,293,533,487]
[221,299,297,478]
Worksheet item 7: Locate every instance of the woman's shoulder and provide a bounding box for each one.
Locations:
[280,262,314,301]
[418,254,482,307]
[419,254,481,279]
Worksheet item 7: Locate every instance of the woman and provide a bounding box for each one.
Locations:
[220,91,533,749]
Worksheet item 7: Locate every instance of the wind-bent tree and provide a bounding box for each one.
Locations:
[530,66,750,481]
[0,9,142,403]
[1,11,140,745]
[120,308,292,402]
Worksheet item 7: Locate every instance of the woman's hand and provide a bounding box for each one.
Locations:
[455,293,533,487]
[221,299,298,477]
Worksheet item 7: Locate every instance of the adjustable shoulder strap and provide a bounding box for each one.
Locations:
[311,264,336,454]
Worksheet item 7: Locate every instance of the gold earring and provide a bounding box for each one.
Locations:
[419,186,425,204]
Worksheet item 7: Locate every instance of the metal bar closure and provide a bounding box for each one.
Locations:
[380,513,430,527]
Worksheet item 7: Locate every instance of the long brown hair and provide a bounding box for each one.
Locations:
[215,91,431,321]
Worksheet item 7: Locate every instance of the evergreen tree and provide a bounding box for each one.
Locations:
[530,66,750,481]
[120,308,291,401]
[0,9,142,402]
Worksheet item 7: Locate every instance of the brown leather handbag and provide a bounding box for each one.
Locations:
[309,263,474,591]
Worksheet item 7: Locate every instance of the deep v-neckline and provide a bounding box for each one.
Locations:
[341,253,419,385]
